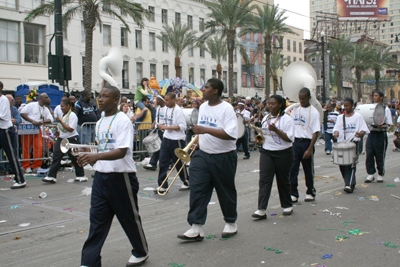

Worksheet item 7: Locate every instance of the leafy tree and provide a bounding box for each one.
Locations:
[205,36,227,79]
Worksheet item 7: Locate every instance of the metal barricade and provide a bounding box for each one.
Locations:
[79,122,97,145]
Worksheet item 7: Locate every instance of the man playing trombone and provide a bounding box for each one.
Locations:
[178,78,239,241]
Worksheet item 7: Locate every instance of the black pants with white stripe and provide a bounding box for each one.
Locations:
[366,131,388,176]
[339,141,360,188]
[0,127,24,184]
[157,138,189,188]
[81,172,148,267]
[188,150,238,225]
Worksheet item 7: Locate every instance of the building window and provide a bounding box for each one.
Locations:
[103,24,111,45]
[250,50,255,63]
[251,75,255,87]
[149,32,156,51]
[200,47,205,57]
[258,76,263,87]
[162,38,168,52]
[162,9,168,24]
[242,73,247,87]
[199,18,204,32]
[188,44,193,57]
[81,21,85,42]
[258,53,262,66]
[293,41,297,52]
[189,68,194,84]
[233,72,238,93]
[136,62,143,86]
[150,63,156,79]
[212,70,217,78]
[293,57,296,62]
[122,61,129,89]
[135,30,142,49]
[27,0,41,10]
[102,3,110,12]
[188,15,193,29]
[287,39,290,51]
[24,24,44,64]
[200,68,205,81]
[121,27,127,47]
[163,65,169,80]
[1,0,16,9]
[148,6,155,22]
[223,71,227,88]
[121,8,127,16]
[175,12,181,24]
[0,20,19,62]
[287,56,291,63]
[82,57,85,85]
[299,42,302,53]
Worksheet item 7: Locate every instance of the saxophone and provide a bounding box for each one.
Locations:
[249,124,265,145]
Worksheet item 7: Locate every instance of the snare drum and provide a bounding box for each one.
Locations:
[182,108,199,129]
[237,113,246,138]
[332,142,357,166]
[354,104,385,126]
[143,132,162,153]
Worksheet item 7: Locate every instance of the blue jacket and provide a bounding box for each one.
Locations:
[11,106,22,126]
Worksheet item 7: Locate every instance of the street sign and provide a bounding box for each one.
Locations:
[366,80,375,84]
[18,124,40,135]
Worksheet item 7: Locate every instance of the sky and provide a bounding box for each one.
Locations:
[275,0,311,39]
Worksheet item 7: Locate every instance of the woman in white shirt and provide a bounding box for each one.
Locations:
[333,98,369,193]
[43,99,86,183]
[252,95,295,220]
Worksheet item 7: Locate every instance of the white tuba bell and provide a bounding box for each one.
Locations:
[98,46,123,88]
[282,61,324,124]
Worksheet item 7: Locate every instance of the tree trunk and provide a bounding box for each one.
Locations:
[356,68,362,102]
[227,31,235,101]
[272,74,278,95]
[83,24,95,92]
[217,63,222,80]
[175,57,181,78]
[336,58,342,100]
[375,68,380,92]
[264,35,272,98]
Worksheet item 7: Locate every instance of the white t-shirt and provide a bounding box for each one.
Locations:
[198,101,238,154]
[93,112,137,173]
[156,105,167,125]
[333,113,370,143]
[163,105,186,140]
[397,116,400,123]
[59,112,79,139]
[54,105,63,119]
[236,108,251,126]
[291,105,320,139]
[0,95,13,129]
[20,102,53,123]
[261,114,295,151]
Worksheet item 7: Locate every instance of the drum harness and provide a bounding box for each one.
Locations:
[343,114,359,166]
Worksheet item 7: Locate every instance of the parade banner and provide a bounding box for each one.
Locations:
[337,0,389,21]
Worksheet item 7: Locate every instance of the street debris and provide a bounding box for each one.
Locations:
[265,247,282,254]
[335,206,349,210]
[270,213,277,216]
[335,235,349,242]
[0,220,7,223]
[167,263,185,267]
[394,177,400,183]
[57,225,65,228]
[63,208,73,212]
[322,209,341,217]
[143,187,155,191]
[205,235,217,239]
[321,254,333,259]
[0,188,11,190]
[380,184,396,187]
[348,229,365,236]
[81,187,92,196]
[357,195,379,201]
[66,179,74,183]
[39,192,47,198]
[335,191,342,196]
[343,220,355,226]
[18,223,30,227]
[10,205,19,209]
[390,194,400,200]
[13,237,21,240]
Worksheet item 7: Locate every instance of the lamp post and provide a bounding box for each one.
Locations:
[321,30,326,105]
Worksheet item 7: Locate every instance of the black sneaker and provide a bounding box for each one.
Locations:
[143,164,157,171]
[243,155,250,160]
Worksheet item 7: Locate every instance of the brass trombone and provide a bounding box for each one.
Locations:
[157,135,199,196]
[60,139,98,156]
[249,124,265,145]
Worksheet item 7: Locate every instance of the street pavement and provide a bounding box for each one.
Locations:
[1,136,400,267]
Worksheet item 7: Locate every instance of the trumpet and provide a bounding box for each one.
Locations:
[249,124,265,145]
[157,135,199,196]
[60,139,98,156]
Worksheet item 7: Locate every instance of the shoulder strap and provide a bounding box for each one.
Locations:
[343,114,346,140]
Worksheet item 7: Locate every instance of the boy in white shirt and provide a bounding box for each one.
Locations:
[333,98,369,193]
[178,78,239,241]
[236,102,251,159]
[78,85,148,267]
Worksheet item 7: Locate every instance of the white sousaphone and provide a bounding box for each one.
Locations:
[282,61,324,124]
[98,46,123,89]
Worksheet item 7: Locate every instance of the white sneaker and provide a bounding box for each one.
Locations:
[155,187,166,193]
[291,195,298,203]
[365,174,375,183]
[42,176,56,183]
[25,167,32,174]
[222,223,237,238]
[177,224,204,241]
[283,207,293,215]
[377,175,384,183]
[126,254,149,266]
[10,182,26,189]
[75,177,88,182]
[304,194,315,202]
[179,184,190,191]
[252,209,267,219]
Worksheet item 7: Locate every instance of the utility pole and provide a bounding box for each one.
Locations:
[321,30,326,105]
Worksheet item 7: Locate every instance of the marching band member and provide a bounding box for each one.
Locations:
[236,102,251,159]
[156,92,189,192]
[43,99,86,183]
[78,85,149,267]
[289,88,320,202]
[364,91,393,183]
[144,95,166,171]
[252,95,295,220]
[333,98,369,193]
[178,78,238,241]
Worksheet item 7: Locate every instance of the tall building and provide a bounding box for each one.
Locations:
[0,0,242,96]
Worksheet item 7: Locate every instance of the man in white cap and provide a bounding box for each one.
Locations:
[236,102,251,159]
[245,96,254,112]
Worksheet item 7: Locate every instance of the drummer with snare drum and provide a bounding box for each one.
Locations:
[236,102,251,159]
[364,92,393,183]
[333,98,369,193]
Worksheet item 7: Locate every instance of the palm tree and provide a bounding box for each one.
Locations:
[204,0,256,100]
[242,4,297,98]
[25,0,148,91]
[370,46,398,91]
[328,35,353,100]
[270,50,287,94]
[157,23,199,78]
[205,36,227,80]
